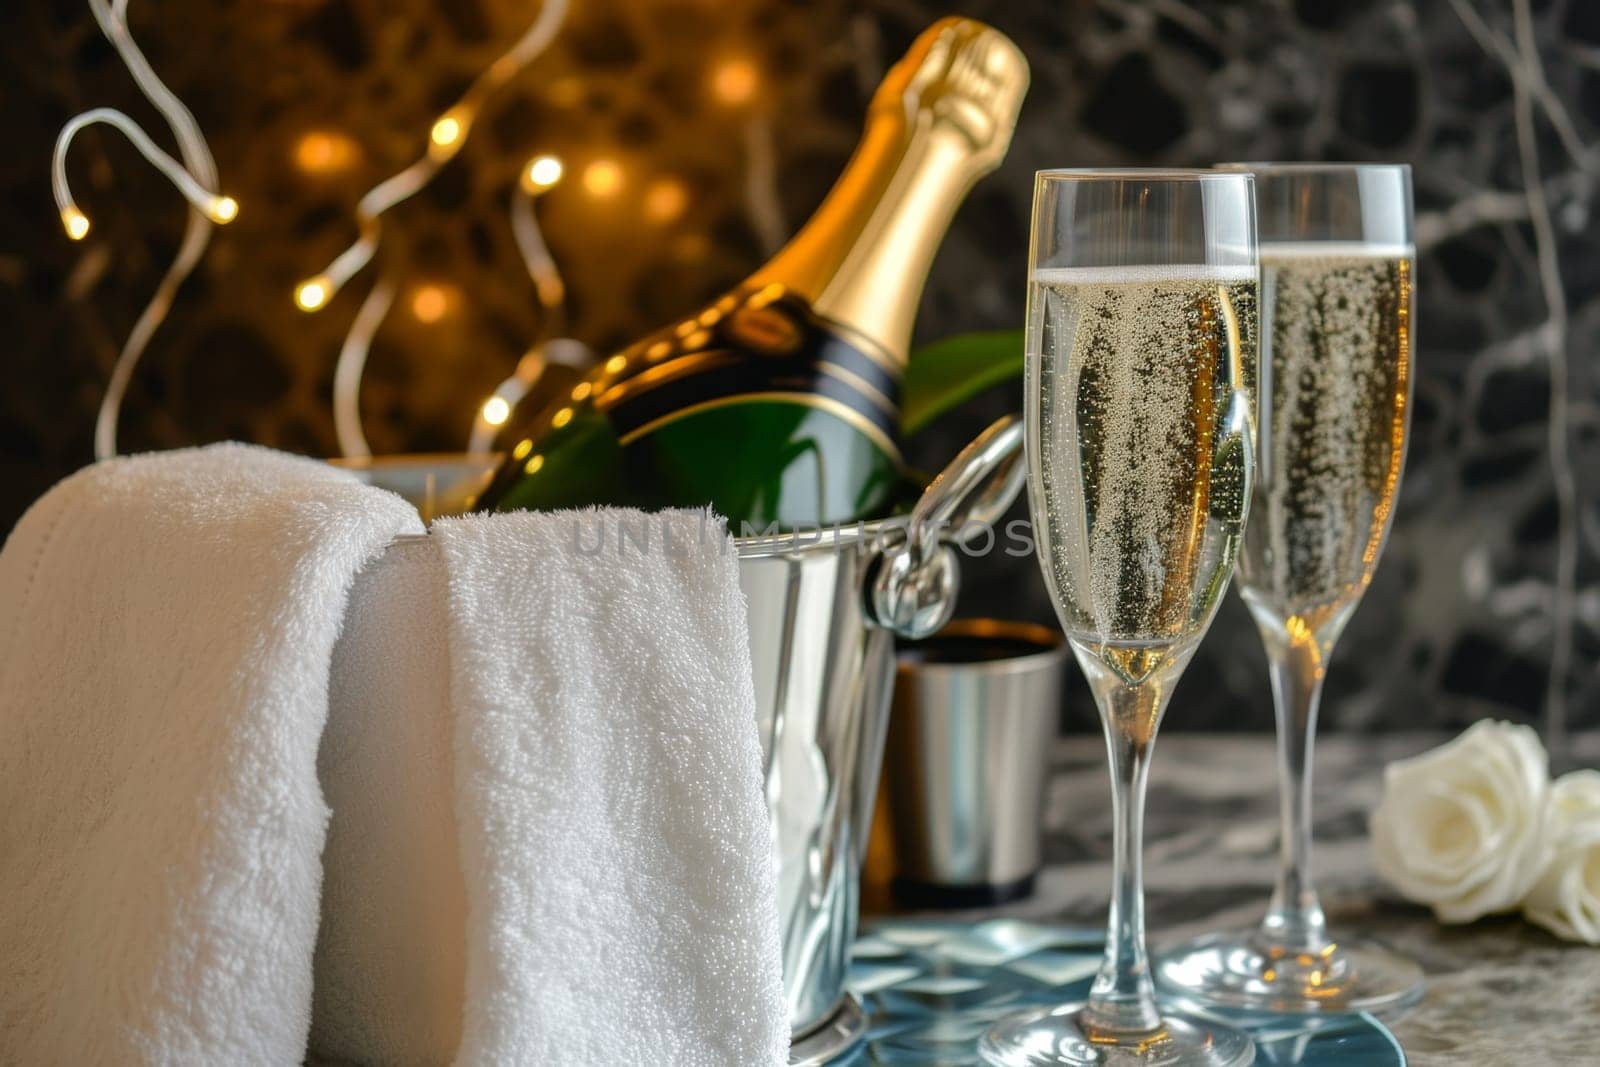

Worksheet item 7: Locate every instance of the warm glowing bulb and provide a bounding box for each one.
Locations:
[582,158,624,198]
[524,155,564,192]
[604,354,627,375]
[711,57,759,106]
[523,454,545,475]
[552,407,573,429]
[61,207,90,240]
[208,196,239,223]
[430,113,465,151]
[643,177,689,224]
[481,396,511,426]
[512,438,534,461]
[294,130,359,175]
[410,284,451,324]
[295,277,331,311]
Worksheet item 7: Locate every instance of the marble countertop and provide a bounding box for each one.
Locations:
[931,732,1600,1067]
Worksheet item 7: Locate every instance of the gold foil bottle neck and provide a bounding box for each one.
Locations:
[873,17,1030,168]
[749,18,1030,366]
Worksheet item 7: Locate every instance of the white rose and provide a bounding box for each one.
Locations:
[1522,770,1600,944]
[1370,720,1551,923]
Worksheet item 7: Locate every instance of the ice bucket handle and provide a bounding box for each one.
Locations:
[868,414,1026,639]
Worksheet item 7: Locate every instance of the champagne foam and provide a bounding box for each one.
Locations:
[1261,241,1415,262]
[1031,263,1257,286]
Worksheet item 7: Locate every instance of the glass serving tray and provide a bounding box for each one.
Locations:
[834,919,1406,1066]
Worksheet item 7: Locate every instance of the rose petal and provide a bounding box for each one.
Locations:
[1550,770,1600,831]
[1524,823,1600,944]
[1369,721,1551,923]
[1402,787,1494,885]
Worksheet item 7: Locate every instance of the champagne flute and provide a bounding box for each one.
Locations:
[980,170,1258,1067]
[1155,164,1422,1014]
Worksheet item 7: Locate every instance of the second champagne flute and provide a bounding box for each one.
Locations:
[980,170,1258,1067]
[1155,163,1421,1015]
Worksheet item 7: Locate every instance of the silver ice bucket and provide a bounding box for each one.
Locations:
[339,417,1026,1064]
[724,416,1029,1063]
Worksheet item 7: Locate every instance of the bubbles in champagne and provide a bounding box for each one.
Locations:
[1027,266,1257,687]
[1238,244,1413,648]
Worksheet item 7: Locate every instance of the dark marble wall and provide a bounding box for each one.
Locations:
[4,0,1596,733]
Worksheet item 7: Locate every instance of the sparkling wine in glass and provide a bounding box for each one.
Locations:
[980,170,1258,1067]
[1155,164,1422,1015]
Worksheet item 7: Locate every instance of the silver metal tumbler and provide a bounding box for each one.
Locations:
[881,619,1066,907]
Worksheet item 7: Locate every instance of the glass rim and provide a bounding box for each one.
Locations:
[1214,161,1411,177]
[1034,168,1253,183]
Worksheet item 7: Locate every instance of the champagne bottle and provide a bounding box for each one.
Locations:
[476,18,1029,525]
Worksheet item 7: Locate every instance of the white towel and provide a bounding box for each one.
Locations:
[431,509,788,1067]
[1,445,787,1066]
[0,444,423,1064]
[311,537,467,1064]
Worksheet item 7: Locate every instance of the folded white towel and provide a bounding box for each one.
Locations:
[0,444,423,1064]
[2,446,787,1066]
[431,509,788,1067]
[311,537,466,1064]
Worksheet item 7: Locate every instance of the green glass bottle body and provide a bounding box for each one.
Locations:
[476,18,1029,525]
[480,283,904,525]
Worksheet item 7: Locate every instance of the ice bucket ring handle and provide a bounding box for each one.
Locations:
[868,414,1026,639]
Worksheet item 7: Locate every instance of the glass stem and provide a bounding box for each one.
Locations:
[1084,680,1164,1034]
[1259,636,1331,954]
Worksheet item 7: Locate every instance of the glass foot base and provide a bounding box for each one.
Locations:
[1155,930,1424,1016]
[979,1001,1255,1066]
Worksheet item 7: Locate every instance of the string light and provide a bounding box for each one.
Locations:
[297,0,571,314]
[465,149,588,456]
[481,396,511,426]
[295,277,331,312]
[326,0,572,460]
[510,157,566,322]
[524,154,564,192]
[55,0,230,460]
[62,208,91,241]
[53,108,238,234]
[331,278,396,460]
[57,0,582,466]
[429,112,466,155]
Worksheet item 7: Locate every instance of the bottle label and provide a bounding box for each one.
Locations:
[590,283,903,461]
